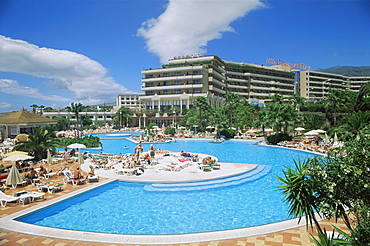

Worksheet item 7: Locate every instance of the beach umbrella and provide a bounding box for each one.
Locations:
[206,126,214,129]
[3,153,34,162]
[294,127,305,131]
[178,126,186,130]
[334,132,338,142]
[265,128,274,132]
[3,151,28,158]
[15,134,29,142]
[246,129,257,133]
[5,163,24,190]
[55,131,66,137]
[315,129,326,134]
[304,130,319,136]
[67,143,86,149]
[78,151,84,165]
[47,149,53,164]
[325,133,330,143]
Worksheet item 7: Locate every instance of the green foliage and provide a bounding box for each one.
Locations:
[277,136,370,244]
[266,133,292,145]
[13,126,62,161]
[276,157,323,233]
[164,127,176,136]
[303,113,326,130]
[60,135,101,148]
[55,117,70,131]
[302,103,325,113]
[80,114,93,126]
[219,128,235,139]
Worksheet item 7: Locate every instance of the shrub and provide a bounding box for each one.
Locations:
[267,133,292,145]
[219,129,236,139]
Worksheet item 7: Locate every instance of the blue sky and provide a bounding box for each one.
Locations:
[0,0,369,113]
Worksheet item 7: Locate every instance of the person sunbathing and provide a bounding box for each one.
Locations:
[73,167,84,179]
[56,164,68,176]
[38,165,48,176]
[24,168,38,179]
[87,166,95,177]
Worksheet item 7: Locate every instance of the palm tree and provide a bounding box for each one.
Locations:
[324,89,347,125]
[114,107,132,127]
[30,104,38,114]
[13,126,61,161]
[66,102,84,130]
[224,92,240,127]
[38,105,45,114]
[354,82,370,112]
[289,95,306,113]
[193,97,210,128]
[276,157,324,235]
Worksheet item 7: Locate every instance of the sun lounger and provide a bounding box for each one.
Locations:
[0,191,20,207]
[87,175,99,182]
[62,170,86,186]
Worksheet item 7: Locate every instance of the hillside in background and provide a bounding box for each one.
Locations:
[316,66,370,77]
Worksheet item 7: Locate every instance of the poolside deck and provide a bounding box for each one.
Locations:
[0,155,348,245]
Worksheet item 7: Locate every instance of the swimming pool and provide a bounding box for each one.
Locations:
[16,133,318,236]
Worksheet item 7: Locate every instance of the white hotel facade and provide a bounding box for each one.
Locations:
[42,55,369,127]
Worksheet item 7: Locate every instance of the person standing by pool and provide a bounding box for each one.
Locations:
[63,148,69,162]
[149,144,156,158]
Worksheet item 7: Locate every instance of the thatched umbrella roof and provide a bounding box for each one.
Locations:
[0,109,57,124]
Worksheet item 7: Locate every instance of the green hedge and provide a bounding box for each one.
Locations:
[266,133,292,145]
[60,135,101,148]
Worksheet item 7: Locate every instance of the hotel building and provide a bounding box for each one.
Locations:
[299,70,370,101]
[140,55,296,112]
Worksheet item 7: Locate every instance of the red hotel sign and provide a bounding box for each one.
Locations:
[266,58,311,71]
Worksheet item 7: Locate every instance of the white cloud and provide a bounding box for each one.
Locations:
[0,79,71,101]
[0,35,135,105]
[0,102,11,109]
[137,0,265,63]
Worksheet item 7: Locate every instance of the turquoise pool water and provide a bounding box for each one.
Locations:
[19,133,317,235]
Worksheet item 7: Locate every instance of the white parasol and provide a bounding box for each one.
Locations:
[315,129,326,134]
[3,153,34,162]
[5,163,24,190]
[47,149,53,164]
[294,127,305,131]
[67,143,86,149]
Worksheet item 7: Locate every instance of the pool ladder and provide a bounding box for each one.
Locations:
[144,165,272,192]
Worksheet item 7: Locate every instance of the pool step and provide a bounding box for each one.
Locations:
[144,165,271,192]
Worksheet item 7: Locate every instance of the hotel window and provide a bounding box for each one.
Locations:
[163,90,170,94]
[163,81,170,86]
[147,91,154,95]
[147,82,153,87]
[173,100,181,107]
[193,79,201,84]
[174,72,181,76]
[174,89,181,94]
[146,74,153,78]
[174,80,181,85]
[193,71,201,75]
[193,89,201,93]
[163,73,169,77]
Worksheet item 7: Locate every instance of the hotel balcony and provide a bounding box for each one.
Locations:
[227,84,248,89]
[233,92,249,97]
[142,84,203,91]
[227,77,246,83]
[208,68,225,80]
[142,74,203,82]
[142,65,204,74]
[208,85,226,94]
[208,77,225,87]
